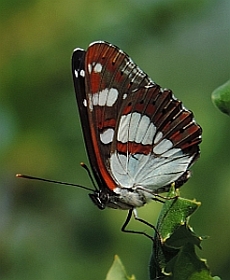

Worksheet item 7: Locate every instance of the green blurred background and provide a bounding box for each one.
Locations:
[1,0,229,279]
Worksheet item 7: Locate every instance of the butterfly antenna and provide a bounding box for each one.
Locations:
[16,174,94,192]
[80,162,99,191]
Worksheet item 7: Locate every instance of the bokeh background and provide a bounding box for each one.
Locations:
[1,0,229,279]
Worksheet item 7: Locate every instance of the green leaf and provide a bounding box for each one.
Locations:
[149,186,220,280]
[165,223,202,250]
[156,187,200,242]
[165,242,214,280]
[211,80,230,116]
[106,255,136,280]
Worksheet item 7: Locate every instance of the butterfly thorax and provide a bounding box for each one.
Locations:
[89,185,155,210]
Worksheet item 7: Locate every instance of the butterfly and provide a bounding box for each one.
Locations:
[71,41,202,237]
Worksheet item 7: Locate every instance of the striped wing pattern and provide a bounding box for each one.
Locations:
[72,41,202,209]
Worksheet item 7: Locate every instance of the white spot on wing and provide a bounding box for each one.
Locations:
[123,93,127,99]
[94,63,102,73]
[154,131,163,144]
[88,94,93,111]
[135,115,150,143]
[80,70,85,77]
[88,64,92,74]
[90,88,119,107]
[99,89,108,106]
[153,139,173,154]
[117,114,131,143]
[139,119,156,145]
[117,112,156,145]
[145,84,154,89]
[107,88,118,106]
[129,113,141,141]
[92,93,99,106]
[100,128,114,144]
[83,99,87,107]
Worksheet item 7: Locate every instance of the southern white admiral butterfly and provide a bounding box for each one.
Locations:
[72,41,202,236]
[17,41,202,238]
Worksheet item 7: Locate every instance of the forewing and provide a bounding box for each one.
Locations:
[73,42,153,191]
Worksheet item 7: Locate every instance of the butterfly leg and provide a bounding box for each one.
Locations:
[152,193,178,204]
[121,209,159,240]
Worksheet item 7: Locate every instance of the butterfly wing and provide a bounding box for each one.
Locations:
[110,84,202,193]
[72,41,202,201]
[72,42,152,192]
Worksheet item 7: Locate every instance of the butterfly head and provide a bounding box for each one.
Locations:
[89,190,108,210]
